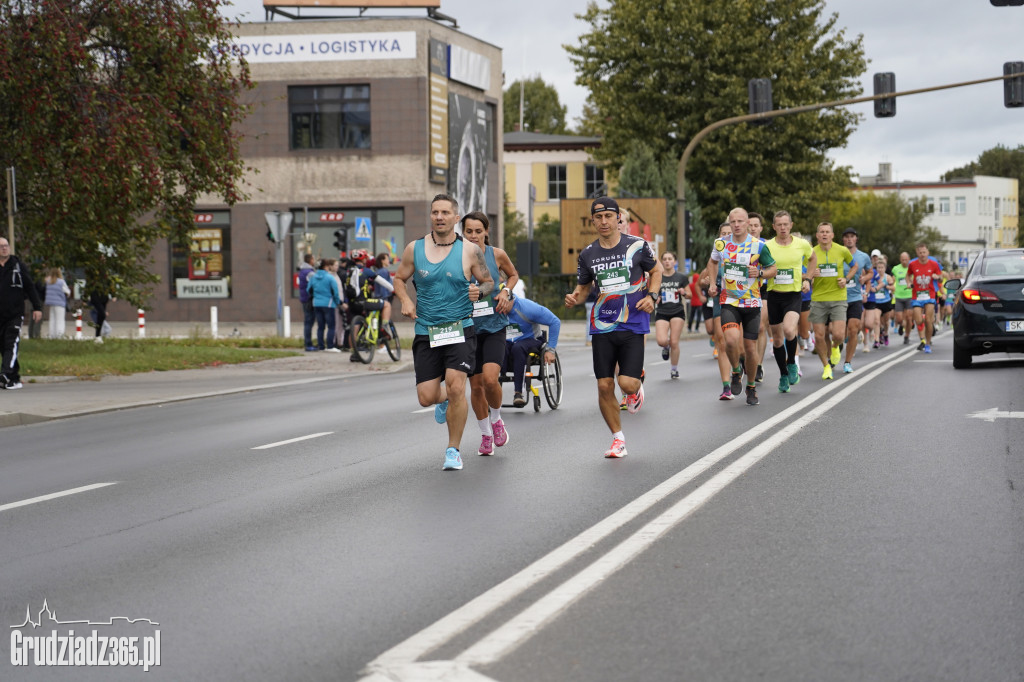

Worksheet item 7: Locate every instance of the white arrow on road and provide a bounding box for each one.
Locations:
[966,407,1024,422]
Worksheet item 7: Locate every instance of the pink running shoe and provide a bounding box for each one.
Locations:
[604,438,628,458]
[626,384,645,414]
[478,434,493,456]
[491,419,509,447]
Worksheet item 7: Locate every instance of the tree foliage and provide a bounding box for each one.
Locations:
[567,0,865,250]
[943,144,1024,247]
[823,191,944,262]
[502,76,568,134]
[0,0,253,305]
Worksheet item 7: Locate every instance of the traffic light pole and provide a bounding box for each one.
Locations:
[676,72,1016,265]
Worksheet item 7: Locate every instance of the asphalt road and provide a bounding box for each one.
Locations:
[1,330,1022,681]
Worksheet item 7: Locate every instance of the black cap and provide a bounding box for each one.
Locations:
[842,227,857,236]
[591,197,620,216]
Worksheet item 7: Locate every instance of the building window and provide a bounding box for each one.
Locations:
[289,85,371,150]
[548,165,567,200]
[926,197,935,213]
[995,197,1001,224]
[585,164,605,198]
[171,212,232,299]
[938,197,950,215]
[955,196,966,215]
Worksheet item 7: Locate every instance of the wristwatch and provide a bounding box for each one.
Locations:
[648,292,658,303]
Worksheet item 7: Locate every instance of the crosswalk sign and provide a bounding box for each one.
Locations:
[355,217,372,242]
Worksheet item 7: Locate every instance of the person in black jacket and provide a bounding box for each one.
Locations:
[0,237,43,389]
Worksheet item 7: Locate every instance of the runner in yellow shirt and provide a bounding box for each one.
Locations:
[765,211,816,393]
[808,222,857,380]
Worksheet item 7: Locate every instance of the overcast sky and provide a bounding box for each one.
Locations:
[224,0,1024,183]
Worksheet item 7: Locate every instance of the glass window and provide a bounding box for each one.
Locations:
[938,197,950,215]
[171,212,232,299]
[585,164,605,198]
[926,197,935,213]
[955,196,966,215]
[290,85,370,150]
[548,165,567,200]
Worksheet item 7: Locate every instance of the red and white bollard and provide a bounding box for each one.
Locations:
[74,309,83,340]
[137,309,146,338]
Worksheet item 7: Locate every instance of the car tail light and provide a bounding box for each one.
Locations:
[960,288,999,302]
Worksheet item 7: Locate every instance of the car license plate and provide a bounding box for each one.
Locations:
[1006,320,1024,332]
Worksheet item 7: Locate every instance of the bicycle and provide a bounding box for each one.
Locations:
[350,306,400,364]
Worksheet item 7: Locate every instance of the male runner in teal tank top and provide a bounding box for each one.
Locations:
[393,194,494,471]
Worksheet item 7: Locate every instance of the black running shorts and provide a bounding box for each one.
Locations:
[412,325,477,384]
[591,330,645,380]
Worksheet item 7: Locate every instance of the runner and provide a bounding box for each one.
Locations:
[905,242,943,354]
[565,197,662,458]
[808,222,856,380]
[461,211,519,456]
[392,194,494,471]
[840,228,872,374]
[654,251,689,379]
[891,251,914,345]
[700,222,735,399]
[765,210,815,393]
[747,212,770,385]
[706,207,777,406]
[863,249,894,349]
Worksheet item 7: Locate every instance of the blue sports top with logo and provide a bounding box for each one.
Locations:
[576,233,657,335]
[412,237,474,336]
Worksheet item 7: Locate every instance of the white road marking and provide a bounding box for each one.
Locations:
[412,407,434,414]
[360,345,919,678]
[913,360,947,363]
[251,432,333,450]
[455,345,914,666]
[967,407,1024,422]
[0,482,118,513]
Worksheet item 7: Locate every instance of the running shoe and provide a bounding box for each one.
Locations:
[730,370,743,396]
[923,344,932,354]
[755,365,764,383]
[778,375,790,393]
[513,392,527,408]
[917,341,926,351]
[604,438,628,458]
[434,399,449,424]
[822,364,833,380]
[745,385,759,406]
[442,447,463,470]
[873,341,880,350]
[883,334,889,347]
[492,419,509,447]
[670,369,679,380]
[626,384,644,414]
[661,345,669,361]
[713,347,719,358]
[719,387,733,401]
[478,434,493,456]
[903,337,910,345]
[898,325,904,335]
[829,345,841,366]
[787,363,800,385]
[843,362,853,374]
[862,345,870,354]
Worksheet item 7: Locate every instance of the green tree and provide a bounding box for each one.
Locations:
[503,76,568,134]
[0,0,253,306]
[943,144,1024,247]
[823,191,943,260]
[567,0,865,254]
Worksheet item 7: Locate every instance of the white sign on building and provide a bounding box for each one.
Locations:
[225,32,416,64]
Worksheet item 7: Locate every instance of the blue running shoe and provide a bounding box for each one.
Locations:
[843,362,853,374]
[434,399,449,424]
[923,344,932,354]
[443,447,463,470]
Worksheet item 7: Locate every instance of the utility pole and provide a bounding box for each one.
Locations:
[264,210,294,337]
[676,72,1020,264]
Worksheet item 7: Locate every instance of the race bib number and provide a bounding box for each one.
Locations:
[723,261,747,280]
[505,324,523,341]
[846,275,858,289]
[472,299,494,317]
[597,266,630,294]
[428,320,465,348]
[819,263,838,278]
[916,291,932,301]
[775,268,794,285]
[661,288,678,303]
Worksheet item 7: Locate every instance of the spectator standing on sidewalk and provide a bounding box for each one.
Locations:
[0,237,43,389]
[297,253,316,351]
[27,272,46,338]
[88,287,115,343]
[306,258,342,352]
[44,267,71,339]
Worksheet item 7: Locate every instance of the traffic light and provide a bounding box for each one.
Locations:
[1004,62,1024,107]
[266,226,275,242]
[747,78,773,126]
[333,228,348,253]
[873,72,896,118]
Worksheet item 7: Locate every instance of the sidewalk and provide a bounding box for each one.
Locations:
[2,317,626,428]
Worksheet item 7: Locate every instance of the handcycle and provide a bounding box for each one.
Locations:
[498,331,562,412]
[349,305,400,364]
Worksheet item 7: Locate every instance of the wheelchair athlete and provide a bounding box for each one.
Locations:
[504,295,561,407]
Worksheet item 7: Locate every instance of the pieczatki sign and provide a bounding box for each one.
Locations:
[225,32,416,64]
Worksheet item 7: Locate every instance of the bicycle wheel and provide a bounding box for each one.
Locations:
[541,349,562,410]
[384,321,401,361]
[351,316,375,364]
